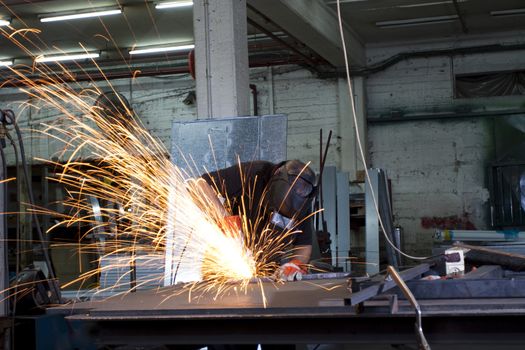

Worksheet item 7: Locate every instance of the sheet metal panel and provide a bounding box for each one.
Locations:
[99,254,164,291]
[171,115,287,176]
[336,171,350,270]
[50,277,352,317]
[322,166,337,266]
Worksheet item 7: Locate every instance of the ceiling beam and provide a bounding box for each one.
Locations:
[247,0,366,68]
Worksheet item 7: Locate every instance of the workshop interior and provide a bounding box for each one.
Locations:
[0,0,525,349]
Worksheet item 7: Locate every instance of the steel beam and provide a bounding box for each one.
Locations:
[247,0,365,67]
[350,263,430,305]
[64,314,525,346]
[46,269,525,347]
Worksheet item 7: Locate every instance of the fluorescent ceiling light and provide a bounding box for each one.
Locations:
[490,8,525,17]
[155,1,193,9]
[376,15,458,28]
[129,44,194,55]
[35,53,100,63]
[398,1,466,8]
[0,60,12,67]
[0,19,10,26]
[40,8,121,23]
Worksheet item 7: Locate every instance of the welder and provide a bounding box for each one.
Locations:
[193,160,317,281]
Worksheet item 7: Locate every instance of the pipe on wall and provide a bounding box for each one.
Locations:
[348,43,525,77]
[249,84,258,116]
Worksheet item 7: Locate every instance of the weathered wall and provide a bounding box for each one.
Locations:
[366,32,525,255]
[0,66,342,172]
[3,30,524,257]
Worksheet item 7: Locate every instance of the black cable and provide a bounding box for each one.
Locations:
[2,116,17,349]
[4,110,61,302]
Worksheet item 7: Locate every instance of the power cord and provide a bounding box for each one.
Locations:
[335,0,431,262]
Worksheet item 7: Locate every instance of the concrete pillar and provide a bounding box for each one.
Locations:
[338,76,367,181]
[193,0,250,119]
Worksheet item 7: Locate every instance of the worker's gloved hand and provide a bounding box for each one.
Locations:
[277,259,307,281]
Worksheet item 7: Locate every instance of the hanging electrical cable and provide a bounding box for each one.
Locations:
[335,0,432,261]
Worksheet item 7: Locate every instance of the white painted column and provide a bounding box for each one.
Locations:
[338,77,367,181]
[193,0,250,119]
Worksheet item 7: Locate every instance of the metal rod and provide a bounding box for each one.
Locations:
[452,0,468,34]
[246,17,321,71]
[387,265,430,350]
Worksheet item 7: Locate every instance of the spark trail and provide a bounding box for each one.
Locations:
[0,15,313,302]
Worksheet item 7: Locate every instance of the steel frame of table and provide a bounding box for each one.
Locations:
[47,266,525,347]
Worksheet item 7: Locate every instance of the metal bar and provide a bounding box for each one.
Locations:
[246,17,320,70]
[456,242,525,271]
[322,166,337,266]
[462,265,502,279]
[387,266,430,350]
[392,278,525,299]
[349,264,429,305]
[365,168,380,275]
[378,169,398,268]
[336,171,350,270]
[434,229,525,242]
[61,314,525,345]
[367,109,525,124]
[452,0,468,34]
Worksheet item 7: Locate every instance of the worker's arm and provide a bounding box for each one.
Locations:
[293,244,312,264]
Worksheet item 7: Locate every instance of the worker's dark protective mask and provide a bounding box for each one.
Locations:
[266,160,317,223]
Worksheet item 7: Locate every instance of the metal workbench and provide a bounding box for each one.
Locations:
[47,267,525,348]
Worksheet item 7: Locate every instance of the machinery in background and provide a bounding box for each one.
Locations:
[319,165,351,271]
[364,168,400,275]
[489,162,525,229]
[434,161,525,271]
[1,110,63,318]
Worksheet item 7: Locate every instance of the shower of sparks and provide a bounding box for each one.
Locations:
[38,94,263,295]
[34,96,308,299]
[0,12,318,304]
